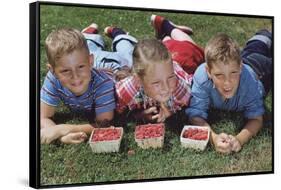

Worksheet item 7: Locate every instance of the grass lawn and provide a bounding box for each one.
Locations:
[39,4,273,186]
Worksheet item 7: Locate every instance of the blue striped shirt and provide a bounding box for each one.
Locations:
[40,69,116,116]
[185,63,265,119]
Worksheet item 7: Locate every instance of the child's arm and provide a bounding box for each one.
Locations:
[231,115,263,151]
[40,102,93,144]
[95,111,114,127]
[58,112,115,143]
[150,102,172,123]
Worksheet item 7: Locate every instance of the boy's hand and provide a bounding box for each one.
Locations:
[213,133,232,154]
[41,124,70,144]
[41,126,62,144]
[143,106,159,122]
[228,135,242,152]
[152,103,172,123]
[60,132,88,144]
[143,103,171,123]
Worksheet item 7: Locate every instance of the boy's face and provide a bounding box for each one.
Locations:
[206,61,242,100]
[50,49,93,96]
[140,61,177,103]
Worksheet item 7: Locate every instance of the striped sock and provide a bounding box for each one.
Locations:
[162,20,175,36]
[111,28,126,38]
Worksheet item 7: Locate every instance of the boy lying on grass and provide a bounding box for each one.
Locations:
[186,30,272,154]
[41,22,137,144]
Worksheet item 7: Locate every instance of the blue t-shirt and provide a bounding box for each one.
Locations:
[40,69,116,116]
[185,63,265,119]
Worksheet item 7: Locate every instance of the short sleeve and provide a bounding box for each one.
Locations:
[185,65,210,119]
[243,81,265,119]
[173,63,192,107]
[40,71,60,107]
[94,78,116,116]
[115,76,138,112]
[239,64,265,119]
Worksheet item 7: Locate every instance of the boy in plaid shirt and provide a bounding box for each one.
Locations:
[115,39,192,123]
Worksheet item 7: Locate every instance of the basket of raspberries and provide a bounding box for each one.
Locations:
[89,127,123,153]
[180,125,210,151]
[135,123,165,149]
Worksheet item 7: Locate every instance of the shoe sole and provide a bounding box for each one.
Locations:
[104,26,113,38]
[151,14,193,36]
[82,23,99,33]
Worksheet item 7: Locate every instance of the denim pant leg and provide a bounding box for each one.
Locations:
[111,34,138,69]
[241,31,272,94]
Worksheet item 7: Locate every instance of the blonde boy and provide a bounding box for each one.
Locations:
[186,30,272,154]
[116,39,192,123]
[41,28,115,144]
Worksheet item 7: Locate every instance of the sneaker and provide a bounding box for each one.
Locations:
[82,23,99,34]
[150,14,193,39]
[104,26,115,38]
[104,26,127,39]
[256,29,272,40]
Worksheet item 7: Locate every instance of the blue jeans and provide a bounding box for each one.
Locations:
[83,33,137,73]
[241,30,272,94]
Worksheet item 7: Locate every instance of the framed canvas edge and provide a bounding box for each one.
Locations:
[29,1,274,189]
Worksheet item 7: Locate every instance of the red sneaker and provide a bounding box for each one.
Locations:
[104,26,115,38]
[150,14,193,38]
[150,15,165,39]
[82,23,99,34]
[104,26,127,39]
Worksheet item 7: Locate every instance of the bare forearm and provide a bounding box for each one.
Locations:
[63,124,94,135]
[236,116,263,146]
[41,118,56,129]
[41,118,93,137]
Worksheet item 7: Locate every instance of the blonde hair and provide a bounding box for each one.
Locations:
[205,33,241,69]
[132,39,172,79]
[45,27,89,67]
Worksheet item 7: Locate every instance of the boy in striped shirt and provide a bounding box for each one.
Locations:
[41,27,117,144]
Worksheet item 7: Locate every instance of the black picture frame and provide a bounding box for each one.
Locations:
[30,1,274,188]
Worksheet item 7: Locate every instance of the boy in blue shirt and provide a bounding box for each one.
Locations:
[41,24,136,144]
[185,30,272,154]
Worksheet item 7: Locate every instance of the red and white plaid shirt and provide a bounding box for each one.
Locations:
[115,62,192,113]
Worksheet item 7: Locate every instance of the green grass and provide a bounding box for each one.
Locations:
[39,4,273,186]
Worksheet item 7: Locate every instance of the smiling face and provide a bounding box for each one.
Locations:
[206,61,242,100]
[140,61,177,103]
[50,49,93,96]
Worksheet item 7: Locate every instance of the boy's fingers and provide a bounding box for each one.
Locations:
[143,107,153,114]
[217,141,231,153]
[45,139,52,144]
[216,141,231,154]
[151,107,158,113]
[144,107,158,114]
[217,141,229,149]
[151,114,160,120]
[69,139,85,144]
[217,147,231,154]
[78,132,88,140]
[219,133,229,139]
